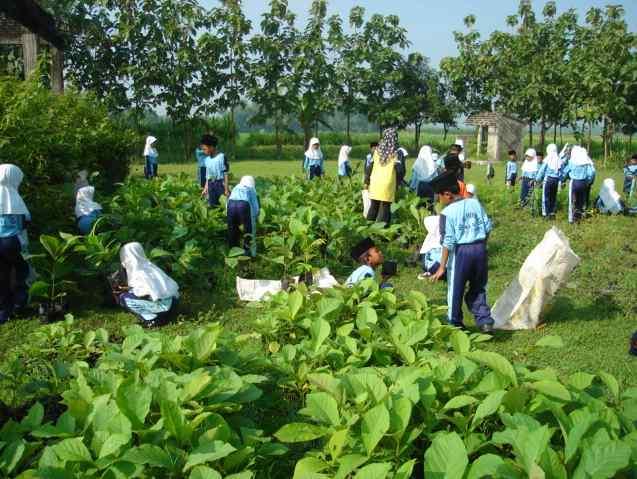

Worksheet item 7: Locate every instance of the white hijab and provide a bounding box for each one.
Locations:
[545,144,561,171]
[0,164,30,216]
[75,186,102,218]
[305,137,323,160]
[521,148,538,173]
[454,138,465,162]
[466,183,476,196]
[338,145,352,166]
[420,215,441,254]
[598,178,622,214]
[570,146,593,167]
[239,175,255,189]
[120,242,179,301]
[413,146,436,180]
[143,136,158,157]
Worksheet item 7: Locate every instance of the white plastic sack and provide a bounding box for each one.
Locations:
[362,189,371,218]
[236,268,339,302]
[492,227,580,330]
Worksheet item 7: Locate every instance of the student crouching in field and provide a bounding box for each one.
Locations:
[346,237,393,288]
[304,137,324,179]
[519,148,538,206]
[0,164,30,324]
[430,170,495,333]
[536,143,562,219]
[75,186,102,235]
[505,150,518,189]
[364,127,405,226]
[418,215,445,280]
[337,145,352,178]
[227,176,260,257]
[112,242,179,327]
[410,145,438,211]
[560,146,596,224]
[143,135,159,179]
[201,134,229,207]
[624,154,637,197]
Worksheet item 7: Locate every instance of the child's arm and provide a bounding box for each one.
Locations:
[431,247,449,282]
[224,173,229,196]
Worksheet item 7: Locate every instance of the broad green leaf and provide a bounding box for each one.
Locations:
[21,403,44,429]
[116,377,152,427]
[598,371,619,398]
[182,373,212,402]
[52,438,93,463]
[466,454,508,479]
[225,472,254,479]
[303,392,340,426]
[540,447,567,479]
[534,335,564,348]
[467,351,518,386]
[565,410,593,463]
[310,318,331,352]
[573,439,631,478]
[451,329,471,354]
[0,440,25,474]
[274,423,330,443]
[288,290,303,319]
[160,400,191,444]
[190,466,222,479]
[394,459,416,479]
[292,457,329,479]
[443,395,477,411]
[328,429,348,459]
[122,444,172,468]
[424,432,468,479]
[530,381,571,402]
[568,372,595,391]
[353,462,392,479]
[184,441,236,471]
[388,397,412,437]
[361,403,390,455]
[98,433,129,459]
[471,390,506,429]
[334,454,368,479]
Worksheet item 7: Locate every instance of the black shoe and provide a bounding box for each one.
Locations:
[478,323,494,333]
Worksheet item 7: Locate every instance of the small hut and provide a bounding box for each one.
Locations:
[465,112,526,162]
[0,0,65,92]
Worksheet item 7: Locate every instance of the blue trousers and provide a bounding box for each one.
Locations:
[542,176,559,216]
[77,210,102,235]
[0,236,29,322]
[519,177,533,205]
[447,241,494,327]
[144,158,157,179]
[227,199,254,255]
[569,179,589,223]
[506,174,517,186]
[207,179,225,207]
[199,166,206,188]
[308,165,323,180]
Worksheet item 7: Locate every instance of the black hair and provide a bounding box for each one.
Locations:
[440,183,461,195]
[632,153,637,160]
[508,149,517,156]
[370,142,379,148]
[536,149,544,156]
[201,134,218,147]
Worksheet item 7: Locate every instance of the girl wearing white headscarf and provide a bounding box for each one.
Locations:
[337,145,352,177]
[535,144,562,218]
[75,186,103,235]
[303,137,324,180]
[519,148,538,206]
[0,164,31,323]
[143,136,158,179]
[418,215,446,280]
[595,179,624,215]
[115,242,179,326]
[560,145,596,223]
[227,176,260,256]
[410,145,437,210]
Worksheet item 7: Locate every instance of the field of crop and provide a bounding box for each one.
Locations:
[1,155,636,478]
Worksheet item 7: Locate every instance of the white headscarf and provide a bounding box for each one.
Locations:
[570,146,593,167]
[239,175,255,189]
[545,144,561,171]
[338,145,352,166]
[0,164,30,216]
[413,146,436,180]
[305,137,323,160]
[598,178,622,214]
[398,147,409,158]
[75,186,102,218]
[521,148,538,173]
[143,136,158,157]
[120,242,179,301]
[420,215,441,254]
[454,138,465,162]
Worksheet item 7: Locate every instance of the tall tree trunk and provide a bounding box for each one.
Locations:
[346,110,351,144]
[229,107,236,161]
[553,124,557,144]
[559,125,563,145]
[275,115,282,161]
[443,124,449,142]
[529,122,533,147]
[539,117,546,152]
[414,122,421,151]
[587,120,593,153]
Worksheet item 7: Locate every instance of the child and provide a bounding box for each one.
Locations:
[201,134,229,207]
[505,150,518,189]
[536,143,562,218]
[560,145,595,224]
[143,136,158,179]
[75,186,103,235]
[418,215,445,280]
[195,146,207,188]
[113,242,179,327]
[444,155,470,198]
[485,161,495,184]
[366,142,378,170]
[227,176,260,257]
[304,137,324,179]
[410,145,437,209]
[337,145,352,178]
[624,154,637,197]
[595,178,624,215]
[346,237,390,287]
[519,148,538,206]
[0,164,30,324]
[429,170,495,333]
[453,138,466,181]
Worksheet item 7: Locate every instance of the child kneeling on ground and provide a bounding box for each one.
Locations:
[346,238,393,288]
[110,242,179,327]
[227,176,259,257]
[75,186,103,235]
[430,170,495,333]
[418,215,446,280]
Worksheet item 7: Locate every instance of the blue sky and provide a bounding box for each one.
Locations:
[201,0,636,68]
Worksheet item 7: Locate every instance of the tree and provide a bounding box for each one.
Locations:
[395,53,433,149]
[428,72,459,142]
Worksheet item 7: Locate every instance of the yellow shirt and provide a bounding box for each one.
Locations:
[368,151,397,203]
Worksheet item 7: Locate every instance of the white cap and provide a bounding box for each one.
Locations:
[466,183,476,195]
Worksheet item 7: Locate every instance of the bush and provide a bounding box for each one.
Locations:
[0,75,137,188]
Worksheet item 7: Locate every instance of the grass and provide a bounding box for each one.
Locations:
[1,156,636,404]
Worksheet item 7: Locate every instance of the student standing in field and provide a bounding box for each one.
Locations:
[337,145,352,178]
[624,154,637,197]
[519,148,538,206]
[505,150,518,189]
[453,139,466,181]
[560,145,596,224]
[536,143,562,219]
[143,136,159,179]
[201,134,229,207]
[195,145,207,188]
[410,145,438,210]
[0,164,30,324]
[303,137,324,180]
[227,176,260,257]
[430,170,495,333]
[364,127,405,226]
[75,186,102,235]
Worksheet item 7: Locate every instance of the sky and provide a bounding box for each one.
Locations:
[201,0,637,68]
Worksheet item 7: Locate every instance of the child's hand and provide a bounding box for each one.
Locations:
[430,266,446,282]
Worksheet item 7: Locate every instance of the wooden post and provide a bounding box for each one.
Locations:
[476,125,483,156]
[50,46,64,93]
[21,31,38,78]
